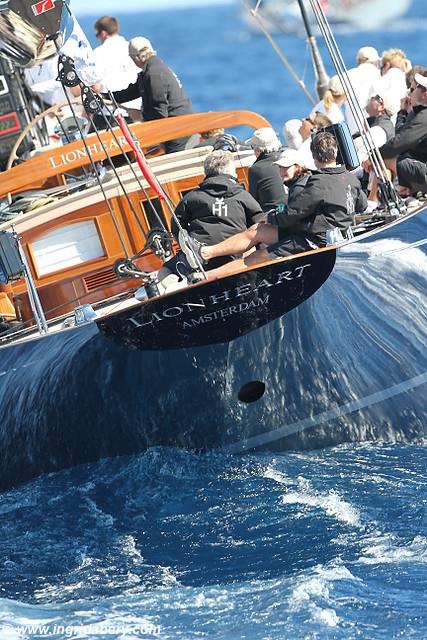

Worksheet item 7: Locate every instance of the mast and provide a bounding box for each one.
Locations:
[295,0,330,99]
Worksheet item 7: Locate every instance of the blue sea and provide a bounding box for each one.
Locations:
[1,2,427,638]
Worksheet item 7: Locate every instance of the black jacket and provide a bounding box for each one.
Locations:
[112,55,192,122]
[172,174,263,245]
[380,104,427,163]
[270,173,310,223]
[277,165,367,238]
[248,151,286,212]
[287,173,310,208]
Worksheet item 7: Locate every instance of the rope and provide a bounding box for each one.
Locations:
[308,0,403,213]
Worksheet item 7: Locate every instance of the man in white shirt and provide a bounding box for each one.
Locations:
[93,16,141,121]
[344,46,381,135]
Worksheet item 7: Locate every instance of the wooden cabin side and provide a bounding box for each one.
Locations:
[0,146,254,328]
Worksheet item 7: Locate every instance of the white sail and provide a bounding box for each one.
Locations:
[326,0,412,28]
[242,0,412,32]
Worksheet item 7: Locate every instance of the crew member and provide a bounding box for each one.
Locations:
[109,36,193,153]
[180,132,367,277]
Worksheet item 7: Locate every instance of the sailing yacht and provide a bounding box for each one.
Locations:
[242,0,412,32]
[0,0,425,491]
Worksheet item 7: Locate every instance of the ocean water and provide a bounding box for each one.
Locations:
[1,445,427,638]
[1,2,427,639]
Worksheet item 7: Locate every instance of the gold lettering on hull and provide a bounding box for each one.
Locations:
[127,263,312,331]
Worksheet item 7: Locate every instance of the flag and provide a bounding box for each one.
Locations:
[61,13,101,85]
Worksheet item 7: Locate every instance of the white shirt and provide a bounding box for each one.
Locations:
[313,99,345,124]
[378,67,408,124]
[24,56,67,107]
[94,34,141,111]
[354,125,388,162]
[344,62,381,135]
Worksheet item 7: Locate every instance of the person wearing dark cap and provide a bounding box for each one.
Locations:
[107,36,193,154]
[354,91,397,160]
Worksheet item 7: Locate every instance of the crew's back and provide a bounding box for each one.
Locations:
[280,132,367,240]
[172,150,263,246]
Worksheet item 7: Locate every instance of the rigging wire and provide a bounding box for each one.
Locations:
[102,92,178,223]
[243,1,316,104]
[308,0,403,213]
[54,59,206,275]
[54,56,131,257]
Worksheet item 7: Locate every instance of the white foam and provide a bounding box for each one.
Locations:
[120,535,145,563]
[358,535,427,565]
[83,497,114,527]
[311,606,340,627]
[289,562,356,627]
[282,487,362,527]
[263,467,293,485]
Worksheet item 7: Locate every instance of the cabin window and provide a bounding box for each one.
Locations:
[141,198,167,229]
[32,220,104,276]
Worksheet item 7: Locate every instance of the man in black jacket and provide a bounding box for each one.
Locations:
[380,71,427,196]
[164,150,263,276]
[109,36,193,153]
[181,132,366,276]
[246,127,286,212]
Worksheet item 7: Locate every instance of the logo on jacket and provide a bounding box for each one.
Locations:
[212,198,228,217]
[346,185,355,219]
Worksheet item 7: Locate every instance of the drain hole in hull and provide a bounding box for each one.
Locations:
[238,381,266,403]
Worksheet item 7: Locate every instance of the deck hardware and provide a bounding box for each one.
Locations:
[74,304,97,325]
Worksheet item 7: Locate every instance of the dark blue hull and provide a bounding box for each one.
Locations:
[1,207,426,490]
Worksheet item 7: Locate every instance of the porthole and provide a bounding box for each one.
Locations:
[238,380,266,404]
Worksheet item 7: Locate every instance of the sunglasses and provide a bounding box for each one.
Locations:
[410,83,427,93]
[372,94,384,104]
[304,117,315,126]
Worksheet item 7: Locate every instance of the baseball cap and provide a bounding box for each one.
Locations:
[357,46,379,64]
[274,148,303,168]
[328,75,345,97]
[129,37,154,57]
[414,73,427,89]
[370,91,400,116]
[245,127,281,150]
[282,118,303,150]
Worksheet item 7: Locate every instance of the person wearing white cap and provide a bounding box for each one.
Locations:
[93,16,141,122]
[282,119,303,150]
[378,70,427,197]
[108,35,193,153]
[272,148,310,214]
[245,127,286,213]
[344,46,381,135]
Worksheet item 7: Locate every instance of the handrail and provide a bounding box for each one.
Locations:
[0,110,270,198]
